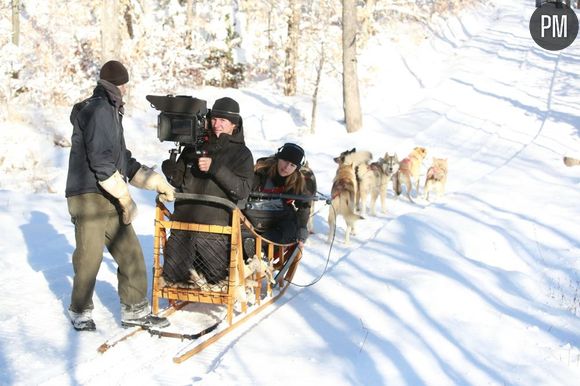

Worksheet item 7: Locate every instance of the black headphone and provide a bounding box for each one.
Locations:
[275,143,306,167]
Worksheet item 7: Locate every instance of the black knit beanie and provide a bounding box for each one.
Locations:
[276,143,305,166]
[211,97,240,125]
[99,60,129,86]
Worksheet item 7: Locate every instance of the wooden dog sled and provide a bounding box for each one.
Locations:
[99,192,303,363]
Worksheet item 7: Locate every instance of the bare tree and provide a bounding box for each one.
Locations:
[185,0,195,49]
[11,0,19,46]
[102,0,120,61]
[342,0,362,133]
[123,0,135,40]
[284,1,299,96]
[310,44,325,134]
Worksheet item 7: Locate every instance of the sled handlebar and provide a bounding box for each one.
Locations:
[249,191,330,203]
[164,192,330,209]
[172,193,238,210]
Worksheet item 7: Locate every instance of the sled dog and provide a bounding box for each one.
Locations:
[333,148,373,215]
[423,157,448,201]
[333,148,373,167]
[563,156,580,167]
[327,162,363,244]
[351,162,376,216]
[368,152,399,215]
[394,146,427,203]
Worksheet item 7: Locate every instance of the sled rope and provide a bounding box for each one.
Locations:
[287,203,336,288]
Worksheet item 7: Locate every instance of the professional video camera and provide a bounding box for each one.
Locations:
[146,95,209,156]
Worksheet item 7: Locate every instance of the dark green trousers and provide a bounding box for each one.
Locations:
[68,193,148,316]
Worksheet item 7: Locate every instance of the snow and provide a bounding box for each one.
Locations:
[1,1,580,385]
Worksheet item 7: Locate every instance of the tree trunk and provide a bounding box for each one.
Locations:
[185,0,194,49]
[124,1,134,40]
[11,0,19,46]
[310,45,325,134]
[284,1,299,96]
[102,0,120,61]
[342,0,362,133]
[266,3,275,66]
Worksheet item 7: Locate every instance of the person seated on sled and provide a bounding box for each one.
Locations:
[161,97,254,287]
[243,143,315,259]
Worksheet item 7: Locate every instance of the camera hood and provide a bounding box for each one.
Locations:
[146,95,207,115]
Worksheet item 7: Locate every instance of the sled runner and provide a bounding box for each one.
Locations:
[98,192,304,363]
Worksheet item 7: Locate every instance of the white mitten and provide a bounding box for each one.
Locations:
[99,171,138,224]
[130,165,175,202]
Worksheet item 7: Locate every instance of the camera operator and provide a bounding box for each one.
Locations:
[161,97,254,286]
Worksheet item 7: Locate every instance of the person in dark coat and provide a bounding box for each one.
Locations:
[161,97,254,285]
[244,143,314,251]
[66,60,175,331]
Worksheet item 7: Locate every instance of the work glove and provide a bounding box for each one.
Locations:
[99,171,138,224]
[130,165,175,202]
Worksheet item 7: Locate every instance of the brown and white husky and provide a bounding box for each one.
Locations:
[394,146,427,203]
[327,162,363,244]
[333,148,373,215]
[423,157,448,201]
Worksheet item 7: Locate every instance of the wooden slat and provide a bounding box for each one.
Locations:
[160,288,229,304]
[156,220,233,235]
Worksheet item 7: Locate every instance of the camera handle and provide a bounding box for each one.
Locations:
[169,147,179,163]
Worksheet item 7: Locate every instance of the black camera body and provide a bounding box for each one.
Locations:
[146,95,209,147]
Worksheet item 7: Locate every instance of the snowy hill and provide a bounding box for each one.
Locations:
[1,1,579,385]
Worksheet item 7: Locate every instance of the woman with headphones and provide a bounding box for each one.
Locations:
[244,143,314,255]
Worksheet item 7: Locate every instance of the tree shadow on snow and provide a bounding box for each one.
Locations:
[280,192,579,385]
[358,204,578,384]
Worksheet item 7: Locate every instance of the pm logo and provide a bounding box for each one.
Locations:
[530,1,579,50]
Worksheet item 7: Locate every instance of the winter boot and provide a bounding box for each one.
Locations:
[121,314,170,329]
[69,309,96,331]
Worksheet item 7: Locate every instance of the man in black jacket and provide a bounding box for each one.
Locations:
[66,60,174,331]
[161,97,254,286]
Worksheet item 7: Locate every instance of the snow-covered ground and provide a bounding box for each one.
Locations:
[1,1,579,385]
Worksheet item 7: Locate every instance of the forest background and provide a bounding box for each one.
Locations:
[0,0,477,148]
